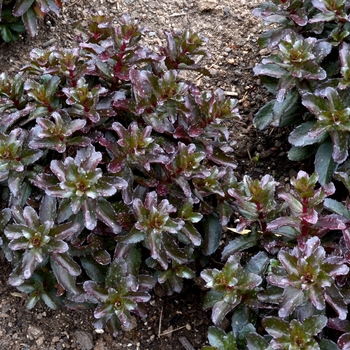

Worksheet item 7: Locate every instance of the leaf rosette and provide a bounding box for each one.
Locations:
[33,145,127,231]
[127,191,186,270]
[5,200,81,286]
[83,258,152,335]
[201,253,262,325]
[267,236,349,318]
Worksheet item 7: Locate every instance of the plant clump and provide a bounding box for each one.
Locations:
[0,0,62,42]
[2,3,350,349]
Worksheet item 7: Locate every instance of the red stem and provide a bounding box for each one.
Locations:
[256,202,266,233]
[301,198,308,237]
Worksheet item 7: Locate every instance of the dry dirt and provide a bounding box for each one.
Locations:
[0,0,302,349]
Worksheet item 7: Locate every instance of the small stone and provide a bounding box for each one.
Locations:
[74,330,94,350]
[259,48,270,56]
[52,336,60,343]
[36,336,45,346]
[274,140,282,148]
[93,338,107,350]
[27,325,43,340]
[185,323,191,330]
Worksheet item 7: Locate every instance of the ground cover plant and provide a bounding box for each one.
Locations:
[0,0,62,42]
[253,0,350,185]
[1,2,350,349]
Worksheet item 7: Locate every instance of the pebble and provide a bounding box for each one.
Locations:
[52,336,60,343]
[36,336,45,346]
[93,338,108,350]
[27,325,43,340]
[74,330,94,350]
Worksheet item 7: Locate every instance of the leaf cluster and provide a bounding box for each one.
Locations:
[200,169,350,349]
[3,7,350,349]
[0,14,242,335]
[0,0,62,42]
[253,0,350,184]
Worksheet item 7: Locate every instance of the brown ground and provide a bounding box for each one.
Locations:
[0,0,301,349]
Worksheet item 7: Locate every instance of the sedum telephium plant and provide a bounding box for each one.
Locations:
[253,0,350,184]
[0,13,243,336]
[0,0,62,42]
[3,11,350,348]
[201,169,350,348]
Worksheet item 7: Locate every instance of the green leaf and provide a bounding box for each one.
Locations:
[263,316,289,338]
[221,232,258,261]
[13,0,35,17]
[278,250,298,276]
[181,222,202,246]
[324,198,350,219]
[325,284,348,320]
[96,197,121,234]
[41,292,60,310]
[39,195,57,223]
[207,326,237,350]
[212,299,238,325]
[303,315,327,336]
[237,323,257,349]
[231,305,253,338]
[80,257,107,283]
[1,25,19,42]
[289,121,328,147]
[315,140,338,185]
[254,90,301,130]
[21,6,38,37]
[258,285,283,304]
[247,332,273,350]
[254,100,275,130]
[246,251,269,276]
[288,145,317,161]
[320,339,340,350]
[202,214,222,256]
[26,293,41,310]
[279,286,306,317]
[51,252,82,277]
[203,290,223,309]
[338,333,350,350]
[0,208,11,231]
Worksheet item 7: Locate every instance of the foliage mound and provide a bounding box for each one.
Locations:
[253,0,350,185]
[0,13,241,336]
[0,0,62,42]
[1,4,350,350]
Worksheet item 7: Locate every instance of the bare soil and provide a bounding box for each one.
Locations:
[0,0,302,349]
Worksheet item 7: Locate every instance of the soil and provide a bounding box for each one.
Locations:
[0,0,303,349]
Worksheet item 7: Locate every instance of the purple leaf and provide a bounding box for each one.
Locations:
[83,280,108,303]
[13,0,34,17]
[51,252,82,277]
[96,198,122,234]
[338,333,350,350]
[50,257,82,296]
[22,250,38,279]
[308,284,326,310]
[212,299,238,326]
[263,317,289,338]
[82,198,97,230]
[278,286,305,317]
[325,285,348,320]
